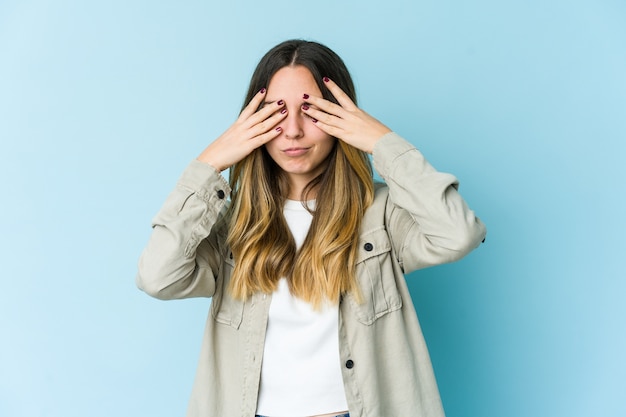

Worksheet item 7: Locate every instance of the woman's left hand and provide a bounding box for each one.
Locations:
[301,77,391,154]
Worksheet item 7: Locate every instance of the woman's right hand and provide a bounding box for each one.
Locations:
[197,88,287,171]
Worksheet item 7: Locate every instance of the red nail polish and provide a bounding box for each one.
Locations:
[281,108,287,114]
[277,99,284,106]
[302,104,309,110]
[275,126,282,132]
[303,93,309,99]
[312,118,318,123]
[323,77,330,83]
[259,88,266,94]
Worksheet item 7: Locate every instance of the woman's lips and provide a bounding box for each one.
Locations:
[282,147,309,157]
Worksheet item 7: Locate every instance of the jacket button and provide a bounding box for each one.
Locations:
[345,359,354,369]
[217,190,225,199]
[363,242,373,251]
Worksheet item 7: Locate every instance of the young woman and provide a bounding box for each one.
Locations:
[137,39,486,417]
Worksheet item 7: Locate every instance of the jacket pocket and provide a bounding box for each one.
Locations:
[352,228,403,325]
[210,256,244,329]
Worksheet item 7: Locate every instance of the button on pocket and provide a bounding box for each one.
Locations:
[352,228,403,325]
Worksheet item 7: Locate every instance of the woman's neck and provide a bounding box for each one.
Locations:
[287,180,318,201]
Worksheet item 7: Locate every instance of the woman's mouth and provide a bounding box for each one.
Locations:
[283,147,309,157]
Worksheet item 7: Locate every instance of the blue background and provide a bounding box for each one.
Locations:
[1,0,624,416]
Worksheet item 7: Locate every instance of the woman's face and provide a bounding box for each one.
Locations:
[263,65,335,198]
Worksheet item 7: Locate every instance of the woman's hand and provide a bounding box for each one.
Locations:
[300,77,391,154]
[197,88,288,171]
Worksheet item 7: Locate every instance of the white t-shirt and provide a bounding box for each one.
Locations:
[255,199,349,417]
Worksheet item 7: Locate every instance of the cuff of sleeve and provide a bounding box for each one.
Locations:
[372,132,419,178]
[177,159,232,201]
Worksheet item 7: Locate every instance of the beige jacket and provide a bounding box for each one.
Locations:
[137,132,486,417]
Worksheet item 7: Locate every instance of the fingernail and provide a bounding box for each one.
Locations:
[303,93,309,99]
[277,99,284,106]
[312,118,318,123]
[323,77,330,83]
[302,104,309,110]
[275,126,282,132]
[259,88,266,94]
[280,108,287,114]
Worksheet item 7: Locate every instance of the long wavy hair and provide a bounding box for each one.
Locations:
[227,40,374,308]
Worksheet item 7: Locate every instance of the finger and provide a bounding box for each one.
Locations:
[321,77,358,111]
[247,106,288,137]
[242,99,286,129]
[249,125,284,149]
[301,104,344,129]
[305,116,343,139]
[302,95,347,120]
[238,88,267,121]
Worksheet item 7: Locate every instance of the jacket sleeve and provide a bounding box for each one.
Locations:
[372,132,486,273]
[136,159,231,300]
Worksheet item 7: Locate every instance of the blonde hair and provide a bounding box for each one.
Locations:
[226,140,374,308]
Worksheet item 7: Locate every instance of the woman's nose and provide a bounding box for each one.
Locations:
[282,107,304,139]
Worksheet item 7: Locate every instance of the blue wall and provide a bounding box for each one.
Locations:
[1,1,624,416]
